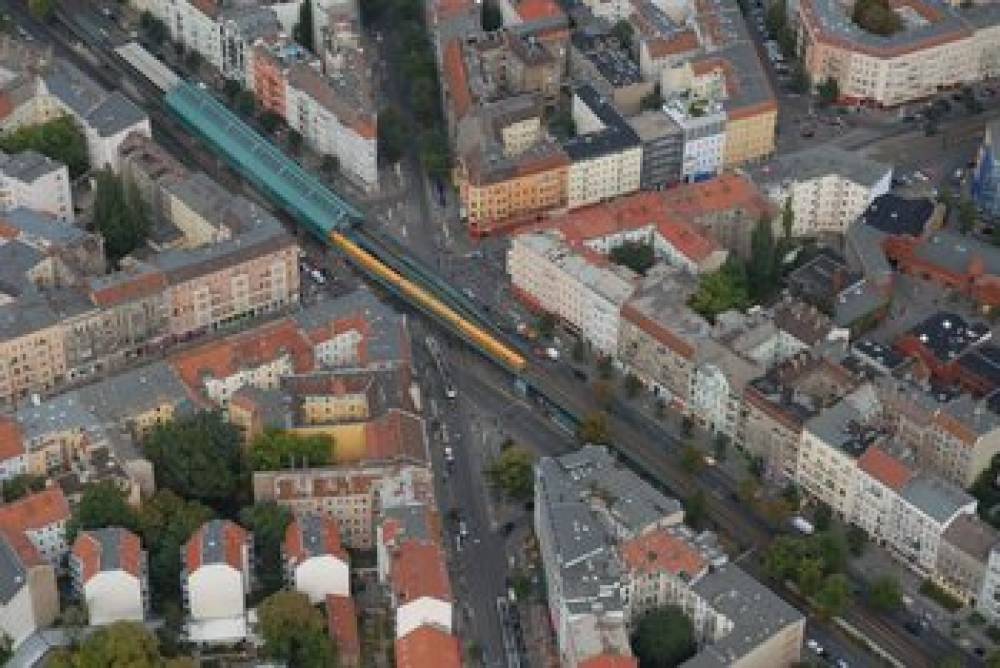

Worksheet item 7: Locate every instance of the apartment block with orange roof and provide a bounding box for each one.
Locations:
[395,624,463,668]
[389,539,453,639]
[70,527,149,625]
[0,486,70,566]
[182,519,254,643]
[0,528,58,649]
[327,593,362,668]
[283,513,350,603]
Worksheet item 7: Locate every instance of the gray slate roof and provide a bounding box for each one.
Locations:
[901,474,975,525]
[0,532,29,606]
[758,146,891,188]
[0,149,64,182]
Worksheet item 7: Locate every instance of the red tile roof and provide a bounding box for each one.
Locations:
[658,174,774,221]
[89,269,168,308]
[327,595,361,664]
[391,540,452,604]
[0,527,43,568]
[0,486,70,535]
[0,416,25,461]
[579,655,639,668]
[858,447,915,491]
[657,218,722,264]
[71,528,143,585]
[432,0,475,20]
[171,318,314,393]
[184,520,249,575]
[517,0,564,21]
[647,30,699,58]
[284,514,349,564]
[443,40,472,120]
[363,409,428,463]
[620,529,707,579]
[395,625,462,668]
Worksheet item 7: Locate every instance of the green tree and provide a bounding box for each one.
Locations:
[258,591,337,667]
[640,86,663,111]
[813,503,833,532]
[796,557,824,597]
[137,491,214,610]
[712,433,728,462]
[763,536,801,581]
[293,0,315,51]
[222,79,242,101]
[49,622,164,668]
[28,0,55,21]
[548,109,576,139]
[142,412,243,509]
[625,373,642,399]
[958,197,978,234]
[817,77,839,106]
[611,19,634,50]
[377,107,406,165]
[597,355,614,380]
[577,412,611,444]
[790,63,811,94]
[0,474,46,502]
[685,490,708,529]
[321,155,340,175]
[938,184,954,212]
[0,633,11,665]
[67,481,140,541]
[688,258,751,321]
[250,429,332,471]
[419,130,451,178]
[868,574,902,612]
[288,130,303,153]
[486,445,535,501]
[609,240,655,275]
[259,110,283,134]
[781,197,794,241]
[235,90,257,116]
[482,1,504,30]
[631,606,697,668]
[0,115,88,177]
[184,50,203,72]
[537,312,556,339]
[749,216,778,300]
[852,0,902,35]
[572,338,586,363]
[814,573,852,619]
[139,11,168,45]
[846,525,867,557]
[240,502,294,595]
[93,169,150,266]
[680,445,704,473]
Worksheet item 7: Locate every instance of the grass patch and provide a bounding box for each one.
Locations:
[919,579,964,612]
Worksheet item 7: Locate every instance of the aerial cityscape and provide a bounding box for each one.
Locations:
[1,0,1000,664]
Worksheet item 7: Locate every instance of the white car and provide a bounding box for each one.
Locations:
[806,639,823,655]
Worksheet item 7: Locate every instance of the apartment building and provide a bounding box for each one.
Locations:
[618,268,710,406]
[70,527,149,625]
[936,513,999,606]
[0,529,58,649]
[566,86,642,210]
[660,97,727,183]
[0,300,67,406]
[688,338,764,440]
[796,0,1000,106]
[395,625,463,668]
[465,29,565,107]
[0,150,72,223]
[254,464,434,548]
[741,353,858,481]
[389,539,453,639]
[536,446,804,668]
[327,593,362,668]
[755,147,893,237]
[570,32,655,116]
[0,486,70,566]
[508,230,635,356]
[452,94,570,234]
[283,513,350,603]
[182,519,254,643]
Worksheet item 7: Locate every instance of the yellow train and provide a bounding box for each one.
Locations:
[329,231,527,373]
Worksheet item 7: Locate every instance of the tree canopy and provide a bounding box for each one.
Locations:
[46,622,195,668]
[0,115,88,177]
[28,0,56,21]
[378,108,408,165]
[868,574,902,612]
[137,491,215,609]
[609,240,655,276]
[239,502,294,595]
[0,474,46,502]
[93,169,150,266]
[482,0,504,30]
[631,605,696,668]
[142,412,244,509]
[688,258,751,321]
[67,481,140,542]
[292,0,315,51]
[577,412,611,445]
[250,429,332,471]
[486,445,535,501]
[817,78,840,106]
[258,591,338,667]
[815,573,852,619]
[852,0,902,36]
